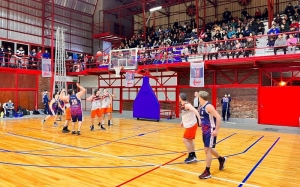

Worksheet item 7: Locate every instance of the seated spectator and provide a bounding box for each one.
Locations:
[243,38,254,57]
[3,100,16,118]
[268,25,280,35]
[202,43,212,60]
[267,37,275,47]
[283,14,291,25]
[223,8,232,23]
[274,34,287,55]
[286,34,298,54]
[181,46,189,62]
[226,41,235,59]
[241,7,248,19]
[261,8,268,20]
[255,19,265,34]
[274,14,282,25]
[233,40,242,58]
[218,41,227,58]
[290,19,299,30]
[209,44,219,60]
[227,27,236,39]
[280,24,289,33]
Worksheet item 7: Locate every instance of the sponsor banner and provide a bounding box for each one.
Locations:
[125,71,135,87]
[190,62,204,87]
[42,59,52,77]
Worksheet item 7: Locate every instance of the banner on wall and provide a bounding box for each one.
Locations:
[42,59,52,77]
[190,62,204,87]
[125,71,135,87]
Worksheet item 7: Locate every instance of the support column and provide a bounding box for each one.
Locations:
[202,0,206,31]
[268,0,274,28]
[195,0,199,36]
[142,0,147,43]
[212,70,217,107]
[50,0,55,97]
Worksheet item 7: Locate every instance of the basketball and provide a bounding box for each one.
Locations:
[96,51,102,56]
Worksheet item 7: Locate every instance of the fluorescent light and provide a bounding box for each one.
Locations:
[150,6,162,12]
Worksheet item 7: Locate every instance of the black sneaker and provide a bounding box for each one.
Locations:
[62,127,70,133]
[108,120,111,126]
[90,125,94,131]
[71,131,76,134]
[100,125,106,130]
[199,170,211,179]
[98,122,101,126]
[184,156,197,163]
[77,131,81,135]
[219,157,226,170]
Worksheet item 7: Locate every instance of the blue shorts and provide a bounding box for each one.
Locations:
[71,113,83,122]
[202,133,217,148]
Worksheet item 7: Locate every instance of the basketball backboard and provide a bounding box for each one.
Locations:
[109,48,138,70]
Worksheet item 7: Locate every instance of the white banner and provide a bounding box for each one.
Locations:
[190,62,204,87]
[42,59,52,77]
[125,71,135,87]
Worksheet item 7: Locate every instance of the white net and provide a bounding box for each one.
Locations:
[114,66,122,77]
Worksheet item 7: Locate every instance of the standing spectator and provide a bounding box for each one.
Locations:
[241,7,248,19]
[29,49,37,69]
[209,44,219,60]
[284,2,295,18]
[16,46,25,68]
[274,34,287,55]
[0,46,6,67]
[6,46,13,67]
[43,50,50,59]
[286,34,297,54]
[43,90,49,115]
[223,8,232,23]
[254,8,262,20]
[221,94,231,122]
[261,8,268,20]
[4,100,16,118]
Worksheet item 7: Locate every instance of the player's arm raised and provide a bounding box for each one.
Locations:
[206,104,222,136]
[59,89,69,101]
[86,95,93,101]
[76,83,86,98]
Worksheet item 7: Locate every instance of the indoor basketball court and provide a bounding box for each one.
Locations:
[1,0,300,186]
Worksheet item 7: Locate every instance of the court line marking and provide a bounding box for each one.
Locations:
[119,133,237,157]
[238,137,280,187]
[167,136,264,165]
[2,132,262,187]
[115,153,187,187]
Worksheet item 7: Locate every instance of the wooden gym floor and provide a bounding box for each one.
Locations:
[0,116,299,187]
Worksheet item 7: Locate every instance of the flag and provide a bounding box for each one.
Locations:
[42,59,52,77]
[190,62,204,87]
[125,71,135,87]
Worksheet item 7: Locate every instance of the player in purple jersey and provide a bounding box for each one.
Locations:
[198,91,226,180]
[42,93,59,126]
[59,82,86,135]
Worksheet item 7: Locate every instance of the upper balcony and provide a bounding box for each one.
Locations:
[93,21,132,42]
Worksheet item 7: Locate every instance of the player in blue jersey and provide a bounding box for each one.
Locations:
[198,91,226,179]
[42,93,59,126]
[59,82,86,135]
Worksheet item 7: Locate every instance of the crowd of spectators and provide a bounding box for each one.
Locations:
[111,2,300,65]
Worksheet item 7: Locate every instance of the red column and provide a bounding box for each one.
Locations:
[41,1,45,48]
[142,0,147,43]
[268,0,274,28]
[202,0,206,31]
[212,70,217,108]
[195,0,199,36]
[50,0,55,97]
[257,69,262,124]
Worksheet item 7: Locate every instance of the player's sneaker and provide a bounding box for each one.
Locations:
[90,125,94,131]
[71,131,76,134]
[100,125,106,130]
[62,126,70,133]
[184,156,197,163]
[219,157,226,170]
[77,131,81,135]
[199,170,211,179]
[97,122,101,126]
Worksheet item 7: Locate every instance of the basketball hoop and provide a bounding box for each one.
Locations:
[113,66,123,77]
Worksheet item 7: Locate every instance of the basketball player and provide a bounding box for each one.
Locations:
[221,93,231,122]
[100,88,114,126]
[198,91,226,179]
[57,92,65,121]
[179,93,201,163]
[42,93,59,126]
[59,82,86,135]
[87,89,106,131]
[60,90,72,133]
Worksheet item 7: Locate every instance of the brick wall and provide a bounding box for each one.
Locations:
[122,101,175,111]
[38,75,51,109]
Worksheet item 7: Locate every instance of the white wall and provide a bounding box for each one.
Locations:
[79,75,98,87]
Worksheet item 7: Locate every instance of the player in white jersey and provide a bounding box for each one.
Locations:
[101,88,115,126]
[87,89,106,131]
[179,93,201,163]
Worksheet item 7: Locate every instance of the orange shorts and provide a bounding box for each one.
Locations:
[65,107,71,120]
[91,108,102,118]
[183,123,198,139]
[101,106,112,114]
